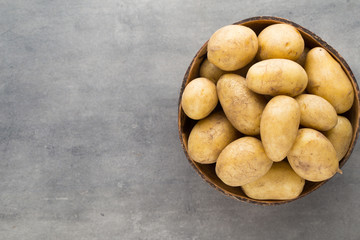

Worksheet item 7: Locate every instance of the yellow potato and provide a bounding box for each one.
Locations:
[257,23,305,61]
[324,116,353,161]
[242,161,305,200]
[207,25,258,71]
[215,137,273,186]
[295,94,337,131]
[246,59,308,97]
[260,96,300,162]
[288,128,340,182]
[188,112,239,164]
[296,47,310,67]
[305,47,354,113]
[217,74,266,135]
[181,77,218,120]
[199,58,225,84]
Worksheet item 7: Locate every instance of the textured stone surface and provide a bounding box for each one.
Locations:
[0,0,360,239]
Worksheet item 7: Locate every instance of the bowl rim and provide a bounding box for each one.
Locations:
[178,16,360,205]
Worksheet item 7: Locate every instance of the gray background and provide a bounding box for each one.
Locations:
[0,0,359,239]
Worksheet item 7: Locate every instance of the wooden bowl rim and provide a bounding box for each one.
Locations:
[178,16,360,205]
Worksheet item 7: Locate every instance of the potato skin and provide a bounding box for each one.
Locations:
[242,161,305,200]
[207,25,258,71]
[287,128,339,182]
[260,96,300,162]
[305,47,354,113]
[324,116,353,161]
[217,74,266,135]
[295,94,337,131]
[199,58,225,84]
[188,112,239,164]
[181,77,218,120]
[257,24,304,61]
[246,59,308,97]
[215,137,273,186]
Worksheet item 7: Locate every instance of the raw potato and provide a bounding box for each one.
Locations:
[207,25,258,71]
[295,94,337,131]
[199,58,225,84]
[296,47,310,67]
[305,47,354,113]
[325,116,353,161]
[241,161,305,200]
[188,112,239,164]
[288,128,340,182]
[257,23,305,61]
[260,96,300,162]
[181,77,218,120]
[217,74,266,135]
[215,137,273,186]
[246,59,308,97]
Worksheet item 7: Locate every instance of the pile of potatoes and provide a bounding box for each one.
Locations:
[181,23,355,200]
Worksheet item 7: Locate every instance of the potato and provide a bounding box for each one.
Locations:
[296,47,310,67]
[215,137,273,186]
[181,77,218,120]
[217,74,266,135]
[231,58,257,78]
[188,112,239,164]
[199,58,225,84]
[287,128,340,182]
[295,94,337,131]
[246,59,308,97]
[207,25,258,71]
[241,161,305,200]
[305,47,354,113]
[257,23,305,61]
[260,96,300,162]
[324,116,353,161]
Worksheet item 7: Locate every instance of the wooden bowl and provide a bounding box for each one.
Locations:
[178,16,360,205]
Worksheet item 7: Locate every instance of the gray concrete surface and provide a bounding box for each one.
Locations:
[0,0,359,239]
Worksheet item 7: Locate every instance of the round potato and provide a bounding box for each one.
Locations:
[260,96,300,162]
[215,137,273,186]
[305,47,354,113]
[287,128,340,182]
[324,116,353,161]
[246,59,308,97]
[188,111,239,164]
[199,58,226,84]
[217,74,266,135]
[207,25,258,71]
[242,161,305,200]
[257,23,305,61]
[295,94,337,131]
[181,77,218,120]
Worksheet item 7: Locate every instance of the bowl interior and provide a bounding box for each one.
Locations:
[178,16,360,205]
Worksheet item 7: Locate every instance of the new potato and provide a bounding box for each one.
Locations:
[260,96,300,162]
[246,59,308,97]
[216,137,273,186]
[305,47,354,113]
[181,77,218,120]
[242,161,305,200]
[199,58,225,84]
[217,74,266,135]
[188,112,239,164]
[295,94,337,131]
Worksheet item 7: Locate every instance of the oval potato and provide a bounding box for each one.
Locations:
[207,25,258,71]
[215,137,273,186]
[257,23,305,61]
[188,112,239,164]
[295,94,337,131]
[241,161,305,200]
[181,77,218,120]
[260,96,300,162]
[324,116,353,161]
[217,74,266,135]
[287,128,339,182]
[246,59,308,97]
[305,47,354,113]
[199,58,225,84]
